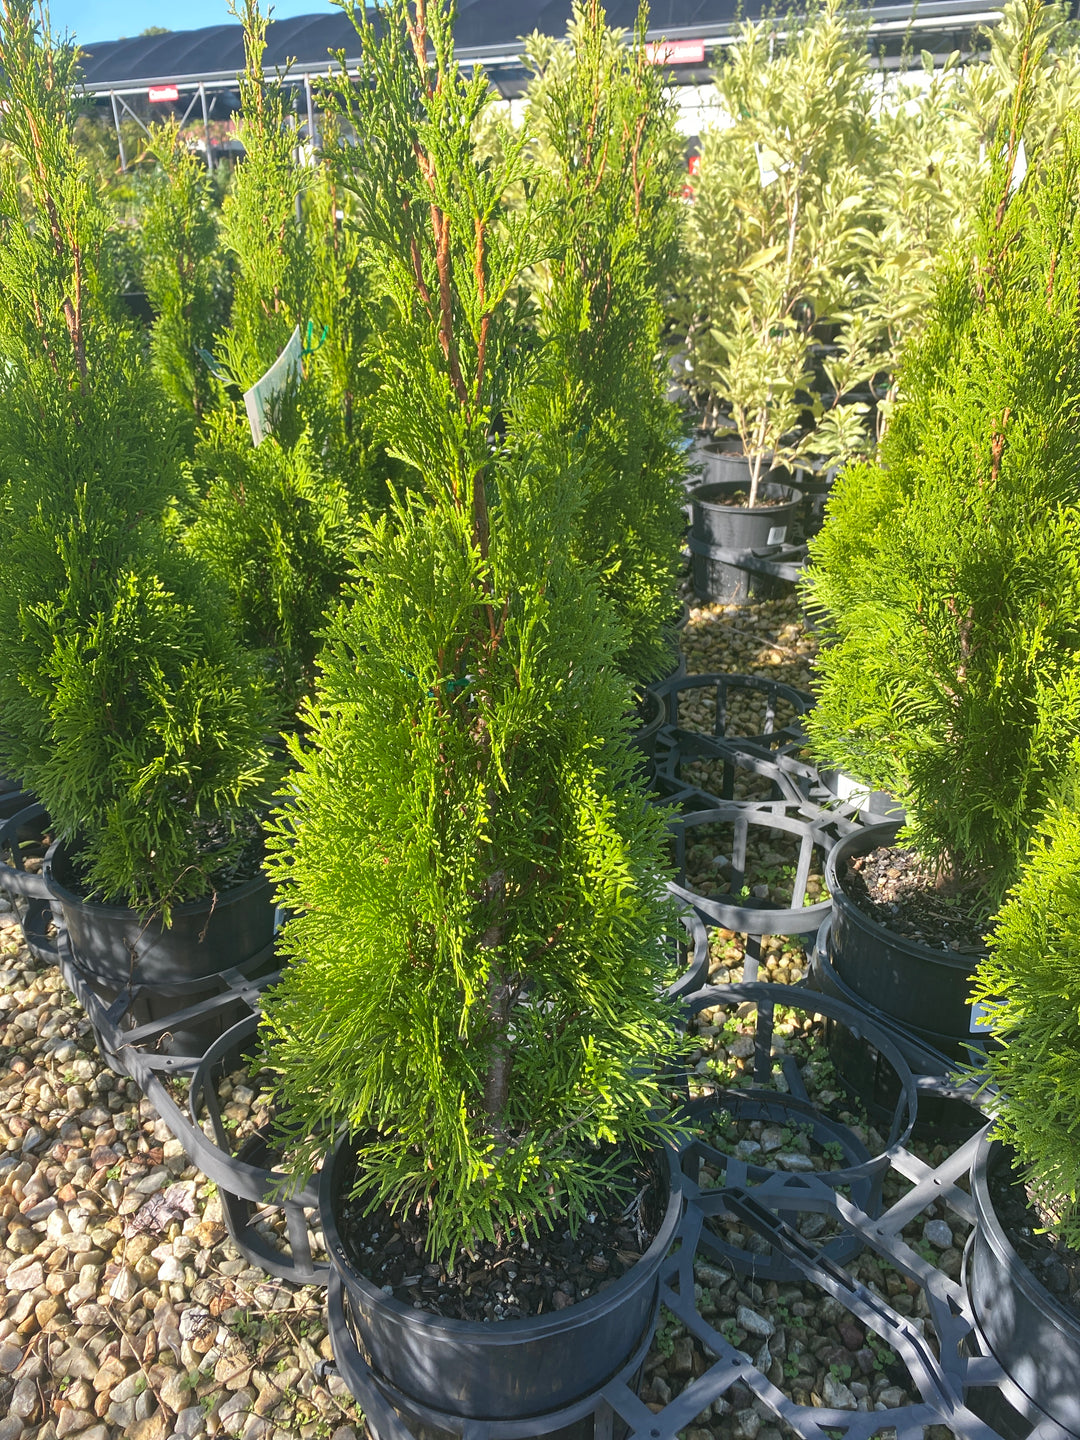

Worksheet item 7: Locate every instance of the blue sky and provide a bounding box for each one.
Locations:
[49,0,337,46]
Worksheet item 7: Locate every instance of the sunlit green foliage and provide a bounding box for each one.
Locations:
[803,33,1080,905]
[260,0,679,1262]
[0,0,271,914]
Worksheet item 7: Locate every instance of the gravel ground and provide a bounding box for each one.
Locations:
[0,592,969,1440]
[640,592,973,1440]
[0,909,363,1440]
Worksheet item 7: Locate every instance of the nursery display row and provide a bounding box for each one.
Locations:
[2,0,1080,1434]
[1,617,1075,1440]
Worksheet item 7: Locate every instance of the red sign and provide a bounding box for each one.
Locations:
[148,85,180,103]
[688,154,701,176]
[645,39,705,66]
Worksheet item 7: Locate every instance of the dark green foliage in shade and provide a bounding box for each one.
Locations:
[972,748,1080,1247]
[140,123,231,424]
[801,32,1080,907]
[186,410,360,716]
[259,0,681,1263]
[522,0,685,683]
[0,0,272,916]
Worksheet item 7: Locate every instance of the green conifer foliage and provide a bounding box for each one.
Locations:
[181,4,380,719]
[140,123,230,423]
[218,0,313,386]
[0,0,271,914]
[802,28,1080,905]
[260,0,679,1261]
[971,748,1080,1246]
[521,0,685,682]
[186,411,359,715]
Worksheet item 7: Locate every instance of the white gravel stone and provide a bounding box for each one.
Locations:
[822,1374,858,1409]
[923,1218,954,1250]
[736,1305,774,1338]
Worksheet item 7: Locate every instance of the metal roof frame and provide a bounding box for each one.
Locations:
[75,0,1003,97]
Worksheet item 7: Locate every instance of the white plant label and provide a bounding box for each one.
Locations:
[767,525,787,545]
[244,325,303,446]
[969,1001,999,1034]
[754,142,792,188]
[834,771,870,806]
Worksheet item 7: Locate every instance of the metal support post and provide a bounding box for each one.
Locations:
[110,90,127,174]
[200,83,213,171]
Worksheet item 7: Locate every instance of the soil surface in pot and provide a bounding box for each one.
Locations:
[335,1149,664,1322]
[988,1155,1080,1321]
[706,490,790,510]
[841,846,989,952]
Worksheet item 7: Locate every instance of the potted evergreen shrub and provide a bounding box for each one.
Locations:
[258,0,684,1423]
[139,120,231,431]
[0,3,274,1023]
[178,0,381,723]
[804,14,1080,1055]
[521,0,686,684]
[677,0,880,600]
[966,746,1080,1432]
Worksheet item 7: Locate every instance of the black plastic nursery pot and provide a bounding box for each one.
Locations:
[690,477,800,605]
[824,821,987,1057]
[320,1132,683,1429]
[0,802,62,966]
[43,835,277,1061]
[966,1132,1080,1436]
[809,917,989,1142]
[44,836,275,987]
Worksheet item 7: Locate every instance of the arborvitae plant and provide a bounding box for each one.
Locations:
[140,122,230,424]
[0,0,271,914]
[183,3,378,718]
[185,413,360,716]
[260,0,679,1261]
[971,747,1080,1247]
[217,0,313,386]
[519,0,685,683]
[802,24,1080,908]
[867,0,1080,430]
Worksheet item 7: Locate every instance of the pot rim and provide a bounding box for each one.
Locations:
[320,1131,683,1343]
[43,835,270,920]
[692,477,798,513]
[970,1131,1080,1341]
[824,821,982,972]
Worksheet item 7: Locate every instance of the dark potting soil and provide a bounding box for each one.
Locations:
[336,1150,665,1323]
[841,846,989,952]
[988,1155,1080,1323]
[710,489,791,509]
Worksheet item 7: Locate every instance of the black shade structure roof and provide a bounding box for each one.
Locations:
[76,0,1004,97]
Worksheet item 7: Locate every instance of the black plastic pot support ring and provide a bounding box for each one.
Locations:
[667,801,859,981]
[648,674,813,751]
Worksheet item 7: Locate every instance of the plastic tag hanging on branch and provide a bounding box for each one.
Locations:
[243,325,303,446]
